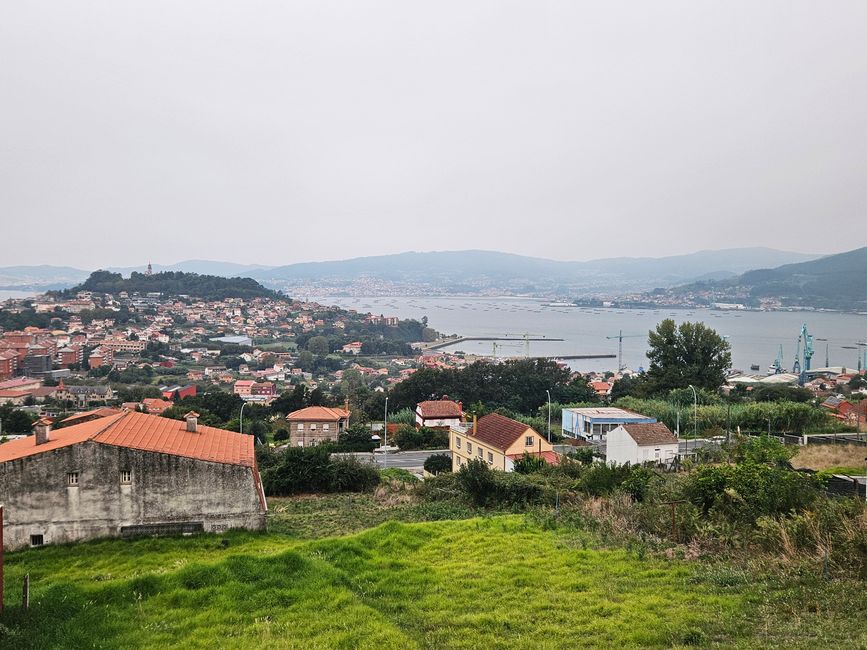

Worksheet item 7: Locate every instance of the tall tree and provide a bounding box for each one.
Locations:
[645,319,731,394]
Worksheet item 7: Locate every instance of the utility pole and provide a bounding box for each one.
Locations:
[546,389,551,443]
[383,396,388,469]
[239,401,248,436]
[687,384,698,442]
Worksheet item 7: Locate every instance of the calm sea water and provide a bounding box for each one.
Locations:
[0,290,37,301]
[312,296,867,374]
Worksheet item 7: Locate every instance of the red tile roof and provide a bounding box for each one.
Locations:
[60,407,123,425]
[286,406,350,422]
[506,450,561,465]
[0,411,255,467]
[417,400,463,419]
[622,422,678,446]
[469,413,534,452]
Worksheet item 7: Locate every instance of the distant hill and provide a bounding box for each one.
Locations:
[0,248,819,296]
[0,265,90,291]
[62,270,281,301]
[251,248,819,295]
[674,247,867,310]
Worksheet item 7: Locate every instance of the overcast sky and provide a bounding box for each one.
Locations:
[2,1,865,268]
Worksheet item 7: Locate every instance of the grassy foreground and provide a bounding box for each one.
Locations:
[0,517,741,649]
[2,503,866,649]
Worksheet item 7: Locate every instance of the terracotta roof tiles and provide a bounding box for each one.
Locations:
[417,400,463,419]
[469,413,534,452]
[622,422,678,446]
[0,411,255,467]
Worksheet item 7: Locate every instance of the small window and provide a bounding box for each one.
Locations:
[455,437,462,449]
[120,470,132,484]
[323,423,330,431]
[525,436,534,447]
[310,423,317,431]
[30,534,44,547]
[467,442,472,453]
[67,472,79,486]
[478,447,483,458]
[487,452,493,464]
[297,423,304,431]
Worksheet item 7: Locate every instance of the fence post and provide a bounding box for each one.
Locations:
[22,573,29,610]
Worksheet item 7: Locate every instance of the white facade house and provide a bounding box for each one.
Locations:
[415,399,464,429]
[606,422,679,467]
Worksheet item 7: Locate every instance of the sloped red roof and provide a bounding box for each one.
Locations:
[286,406,350,422]
[469,413,534,452]
[61,407,123,424]
[506,450,561,465]
[0,411,255,467]
[622,422,678,446]
[417,400,463,419]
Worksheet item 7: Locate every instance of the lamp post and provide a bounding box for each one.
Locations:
[239,401,248,435]
[545,389,551,443]
[687,385,698,454]
[864,457,867,503]
[383,396,388,468]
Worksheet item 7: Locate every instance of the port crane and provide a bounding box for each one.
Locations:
[791,324,814,385]
[606,330,644,371]
[770,345,784,374]
[503,332,550,358]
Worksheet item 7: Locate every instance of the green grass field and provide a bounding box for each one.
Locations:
[2,506,866,648]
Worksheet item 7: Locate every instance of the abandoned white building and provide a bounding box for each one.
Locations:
[0,410,267,550]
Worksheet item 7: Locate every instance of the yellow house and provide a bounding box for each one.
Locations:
[449,413,557,472]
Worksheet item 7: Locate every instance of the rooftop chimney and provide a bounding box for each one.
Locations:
[184,411,200,433]
[473,414,477,437]
[33,417,53,445]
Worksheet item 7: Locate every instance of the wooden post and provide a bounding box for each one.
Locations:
[662,500,686,544]
[22,573,29,610]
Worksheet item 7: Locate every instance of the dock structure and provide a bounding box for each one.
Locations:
[420,336,615,361]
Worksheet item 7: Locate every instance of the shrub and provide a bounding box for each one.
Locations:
[456,459,498,506]
[513,452,547,474]
[570,447,597,464]
[579,463,633,496]
[335,425,377,452]
[273,428,289,442]
[684,463,821,524]
[261,445,380,495]
[393,426,449,450]
[424,453,452,475]
[620,466,656,502]
[727,435,795,465]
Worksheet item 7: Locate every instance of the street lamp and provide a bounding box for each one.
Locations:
[545,389,551,443]
[687,385,698,454]
[383,396,388,469]
[239,401,248,435]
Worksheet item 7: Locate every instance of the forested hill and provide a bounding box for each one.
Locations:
[63,270,281,300]
[678,246,867,310]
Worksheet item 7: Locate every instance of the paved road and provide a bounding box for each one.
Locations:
[338,449,449,469]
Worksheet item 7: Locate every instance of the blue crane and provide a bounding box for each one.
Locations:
[792,323,813,385]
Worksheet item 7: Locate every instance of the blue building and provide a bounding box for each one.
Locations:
[561,407,657,442]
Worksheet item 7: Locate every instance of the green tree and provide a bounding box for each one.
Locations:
[646,320,731,394]
[424,453,452,475]
[306,336,330,355]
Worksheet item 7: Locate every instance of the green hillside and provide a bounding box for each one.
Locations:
[679,246,867,309]
[62,270,280,301]
[2,511,865,649]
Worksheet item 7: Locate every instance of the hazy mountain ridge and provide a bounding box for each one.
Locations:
[0,248,820,296]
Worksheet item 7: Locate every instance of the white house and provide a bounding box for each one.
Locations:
[606,422,679,467]
[415,399,463,429]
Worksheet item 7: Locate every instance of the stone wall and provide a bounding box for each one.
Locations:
[0,441,266,550]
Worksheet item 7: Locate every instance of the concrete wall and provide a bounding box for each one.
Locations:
[0,441,266,550]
